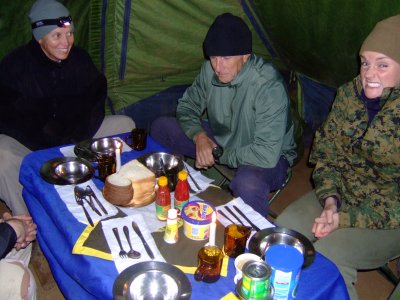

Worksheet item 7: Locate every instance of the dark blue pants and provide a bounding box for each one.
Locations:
[150,116,290,216]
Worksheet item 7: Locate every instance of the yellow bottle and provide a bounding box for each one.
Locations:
[164,208,179,244]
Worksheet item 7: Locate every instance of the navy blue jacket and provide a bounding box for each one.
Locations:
[0,39,106,150]
[0,223,16,259]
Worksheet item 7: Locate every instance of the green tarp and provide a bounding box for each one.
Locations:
[1,0,400,115]
[257,0,400,87]
[89,0,274,113]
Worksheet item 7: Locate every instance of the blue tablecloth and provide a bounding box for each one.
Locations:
[20,135,349,300]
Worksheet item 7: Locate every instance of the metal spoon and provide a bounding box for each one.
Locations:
[123,226,141,259]
[75,185,101,216]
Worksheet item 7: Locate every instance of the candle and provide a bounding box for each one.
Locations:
[209,211,217,246]
[115,142,122,172]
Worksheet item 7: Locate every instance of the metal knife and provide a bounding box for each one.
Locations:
[184,165,202,191]
[224,206,245,226]
[86,185,108,215]
[233,205,261,231]
[217,209,235,224]
[132,221,155,259]
[84,196,102,216]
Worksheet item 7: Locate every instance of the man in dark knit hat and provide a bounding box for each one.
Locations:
[151,13,296,217]
[0,0,135,217]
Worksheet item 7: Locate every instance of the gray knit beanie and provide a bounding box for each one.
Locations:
[360,15,400,64]
[29,0,74,41]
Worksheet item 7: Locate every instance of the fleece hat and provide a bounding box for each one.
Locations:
[29,0,74,41]
[203,13,252,57]
[360,14,400,64]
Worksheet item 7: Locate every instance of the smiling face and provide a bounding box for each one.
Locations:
[209,55,250,83]
[360,51,400,99]
[38,26,74,62]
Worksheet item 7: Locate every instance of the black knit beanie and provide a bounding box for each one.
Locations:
[204,13,252,57]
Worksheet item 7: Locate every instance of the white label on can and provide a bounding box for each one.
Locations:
[271,269,293,300]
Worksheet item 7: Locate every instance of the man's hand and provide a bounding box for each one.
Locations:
[3,212,37,250]
[312,197,339,239]
[193,132,216,169]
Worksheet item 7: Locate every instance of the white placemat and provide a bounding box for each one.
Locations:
[184,162,214,193]
[216,197,275,244]
[102,214,165,273]
[54,182,118,226]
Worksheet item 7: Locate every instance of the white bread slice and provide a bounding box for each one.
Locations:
[127,190,156,207]
[118,159,155,196]
[118,159,154,180]
[103,159,155,207]
[106,173,132,187]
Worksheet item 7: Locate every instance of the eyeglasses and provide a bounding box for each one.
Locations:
[31,16,72,29]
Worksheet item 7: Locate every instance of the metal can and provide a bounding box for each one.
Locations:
[240,260,272,299]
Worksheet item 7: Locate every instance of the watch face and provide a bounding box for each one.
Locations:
[212,146,223,159]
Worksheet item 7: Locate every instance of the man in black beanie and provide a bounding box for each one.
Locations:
[151,13,296,217]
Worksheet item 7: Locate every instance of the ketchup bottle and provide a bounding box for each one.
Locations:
[155,176,171,221]
[174,170,190,214]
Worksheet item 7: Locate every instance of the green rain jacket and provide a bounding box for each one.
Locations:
[176,54,297,169]
[310,75,400,229]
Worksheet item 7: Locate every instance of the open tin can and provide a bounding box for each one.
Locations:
[237,260,273,300]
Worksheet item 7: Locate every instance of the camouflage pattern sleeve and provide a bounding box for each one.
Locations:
[309,87,347,209]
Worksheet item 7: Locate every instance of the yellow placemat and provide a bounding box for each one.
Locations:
[220,292,240,300]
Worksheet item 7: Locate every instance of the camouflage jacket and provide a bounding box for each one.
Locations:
[310,75,400,229]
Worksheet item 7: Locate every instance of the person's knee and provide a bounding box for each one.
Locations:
[116,115,135,130]
[230,169,268,198]
[0,135,30,162]
[150,116,174,138]
[0,260,36,300]
[230,175,263,196]
[230,171,269,215]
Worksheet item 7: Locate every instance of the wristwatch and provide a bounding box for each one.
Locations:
[212,145,223,159]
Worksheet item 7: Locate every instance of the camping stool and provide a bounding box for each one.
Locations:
[213,164,292,219]
[384,258,400,300]
[378,258,400,288]
[378,262,400,286]
[388,278,400,300]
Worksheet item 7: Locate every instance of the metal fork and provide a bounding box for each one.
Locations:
[112,227,127,259]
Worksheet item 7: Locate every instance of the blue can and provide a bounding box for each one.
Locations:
[265,244,304,300]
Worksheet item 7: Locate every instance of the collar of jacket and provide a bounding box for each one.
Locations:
[353,74,400,105]
[211,53,254,87]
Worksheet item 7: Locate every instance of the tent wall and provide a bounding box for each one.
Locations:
[89,0,275,114]
[1,1,400,137]
[255,0,400,88]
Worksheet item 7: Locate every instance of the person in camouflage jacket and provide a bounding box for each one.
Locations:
[276,15,400,300]
[311,75,400,230]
